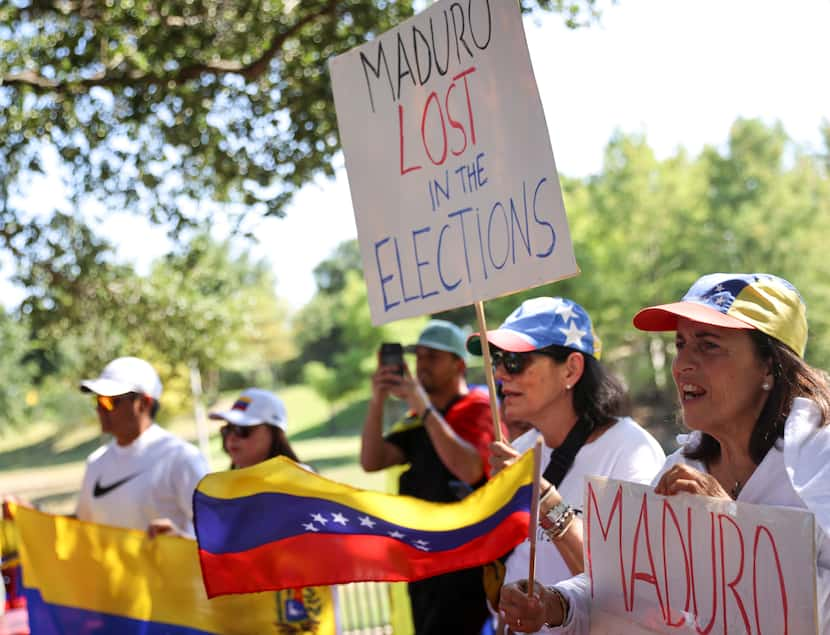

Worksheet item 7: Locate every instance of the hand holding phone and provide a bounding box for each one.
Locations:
[379,342,404,376]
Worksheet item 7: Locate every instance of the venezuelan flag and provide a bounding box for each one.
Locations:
[195,451,534,597]
[12,505,337,634]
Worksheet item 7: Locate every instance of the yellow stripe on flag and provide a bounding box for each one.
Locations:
[13,505,337,634]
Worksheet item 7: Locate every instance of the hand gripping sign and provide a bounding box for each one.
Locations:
[583,477,818,634]
[329,0,578,325]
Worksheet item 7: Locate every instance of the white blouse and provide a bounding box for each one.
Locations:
[549,398,830,634]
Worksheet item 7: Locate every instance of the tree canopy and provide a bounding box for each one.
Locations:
[0,0,603,272]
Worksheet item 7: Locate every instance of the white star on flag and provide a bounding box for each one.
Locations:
[414,543,431,551]
[559,321,586,348]
[359,516,377,528]
[414,539,430,547]
[714,284,724,292]
[311,513,328,525]
[331,512,348,526]
[554,301,577,323]
[715,295,726,305]
[388,530,405,539]
[303,523,319,532]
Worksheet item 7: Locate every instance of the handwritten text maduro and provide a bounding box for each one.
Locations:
[583,479,817,634]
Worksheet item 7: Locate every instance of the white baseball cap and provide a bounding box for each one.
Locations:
[209,388,288,431]
[80,356,163,400]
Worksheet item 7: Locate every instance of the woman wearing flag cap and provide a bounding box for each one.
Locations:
[209,387,302,469]
[208,388,342,633]
[499,273,830,634]
[467,297,665,621]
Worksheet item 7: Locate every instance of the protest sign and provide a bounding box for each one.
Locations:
[329,0,577,325]
[583,477,818,634]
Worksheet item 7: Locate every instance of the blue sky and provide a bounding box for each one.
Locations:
[4,0,829,310]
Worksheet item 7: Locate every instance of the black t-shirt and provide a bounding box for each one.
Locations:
[383,392,493,635]
[385,392,491,502]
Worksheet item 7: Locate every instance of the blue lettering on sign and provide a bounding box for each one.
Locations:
[374,237,400,312]
[393,237,420,304]
[533,177,556,257]
[447,206,475,283]
[487,201,509,270]
[437,223,461,291]
[373,174,561,314]
[412,226,439,299]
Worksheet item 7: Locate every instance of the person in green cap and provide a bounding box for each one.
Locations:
[360,319,499,635]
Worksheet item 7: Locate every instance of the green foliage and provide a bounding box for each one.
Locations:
[312,239,363,296]
[0,0,601,284]
[13,232,294,422]
[0,309,36,426]
[439,119,830,404]
[297,267,427,414]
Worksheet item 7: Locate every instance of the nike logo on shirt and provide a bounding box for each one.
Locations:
[93,473,141,497]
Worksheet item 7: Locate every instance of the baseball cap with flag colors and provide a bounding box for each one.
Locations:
[80,357,162,399]
[209,388,288,431]
[633,273,807,358]
[466,297,601,359]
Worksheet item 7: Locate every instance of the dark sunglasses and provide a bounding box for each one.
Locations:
[491,349,561,376]
[96,393,137,412]
[220,423,254,439]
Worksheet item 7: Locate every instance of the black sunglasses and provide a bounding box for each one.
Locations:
[491,349,562,376]
[220,424,254,439]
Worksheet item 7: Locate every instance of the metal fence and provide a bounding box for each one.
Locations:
[338,581,394,634]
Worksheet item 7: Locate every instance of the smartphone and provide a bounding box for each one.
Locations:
[379,342,404,375]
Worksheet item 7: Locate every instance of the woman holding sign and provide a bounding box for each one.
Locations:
[499,273,830,634]
[467,297,665,615]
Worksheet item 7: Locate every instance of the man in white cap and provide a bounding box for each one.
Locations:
[76,356,209,537]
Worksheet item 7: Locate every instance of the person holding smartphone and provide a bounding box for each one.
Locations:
[360,319,501,635]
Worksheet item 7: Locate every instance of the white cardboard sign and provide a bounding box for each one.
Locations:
[584,477,818,634]
[329,0,577,325]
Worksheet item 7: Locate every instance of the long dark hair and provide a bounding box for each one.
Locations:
[226,425,301,469]
[685,331,830,464]
[542,345,629,433]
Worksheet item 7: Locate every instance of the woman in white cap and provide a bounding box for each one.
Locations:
[500,274,830,634]
[467,296,665,624]
[209,388,302,469]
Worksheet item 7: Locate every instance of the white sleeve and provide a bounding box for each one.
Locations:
[783,398,830,536]
[535,574,590,634]
[173,446,210,533]
[75,464,93,521]
[608,442,665,485]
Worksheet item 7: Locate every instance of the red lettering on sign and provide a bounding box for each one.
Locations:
[397,67,479,174]
[662,499,691,627]
[753,525,789,635]
[628,493,666,621]
[718,514,751,634]
[586,482,627,608]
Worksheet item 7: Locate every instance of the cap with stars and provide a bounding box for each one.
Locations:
[633,273,807,358]
[466,297,601,359]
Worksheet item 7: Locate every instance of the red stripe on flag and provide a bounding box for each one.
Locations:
[199,510,529,597]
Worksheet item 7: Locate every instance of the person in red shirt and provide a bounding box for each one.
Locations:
[360,319,500,635]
